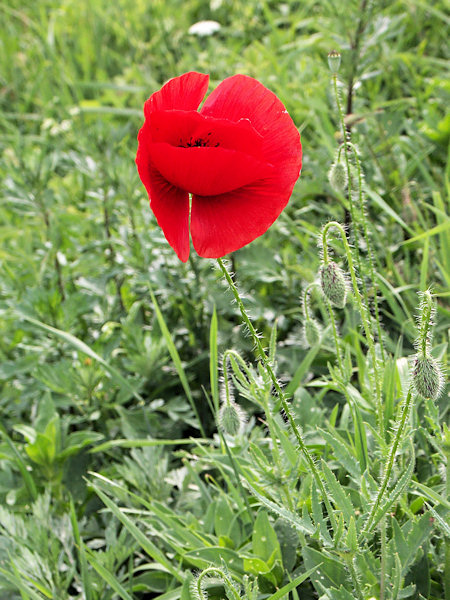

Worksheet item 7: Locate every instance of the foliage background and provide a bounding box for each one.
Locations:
[0,0,448,598]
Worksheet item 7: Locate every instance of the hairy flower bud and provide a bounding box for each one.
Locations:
[328,161,348,192]
[320,261,347,308]
[412,354,444,399]
[303,318,321,347]
[218,400,246,435]
[328,50,341,73]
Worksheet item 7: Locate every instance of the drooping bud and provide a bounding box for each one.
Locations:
[328,50,341,74]
[320,261,347,308]
[412,354,444,400]
[328,161,348,192]
[218,400,246,435]
[303,318,322,347]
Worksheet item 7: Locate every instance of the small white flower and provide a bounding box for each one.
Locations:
[188,20,221,37]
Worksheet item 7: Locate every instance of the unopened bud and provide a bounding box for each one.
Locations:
[328,161,348,192]
[412,354,444,400]
[304,318,321,347]
[320,261,347,308]
[328,50,341,73]
[218,400,246,435]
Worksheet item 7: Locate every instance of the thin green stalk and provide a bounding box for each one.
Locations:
[302,282,319,320]
[338,140,385,360]
[418,291,433,356]
[346,556,364,600]
[224,350,294,510]
[325,299,344,374]
[195,567,241,600]
[220,433,255,525]
[217,257,337,533]
[333,73,384,388]
[322,221,383,434]
[380,516,387,600]
[361,387,414,538]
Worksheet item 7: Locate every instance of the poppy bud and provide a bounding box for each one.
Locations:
[412,354,444,400]
[303,318,321,347]
[320,261,348,308]
[328,161,348,192]
[328,50,341,74]
[218,400,246,435]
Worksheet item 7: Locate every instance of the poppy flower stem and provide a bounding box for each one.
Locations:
[217,257,338,533]
[321,221,384,435]
[332,74,386,365]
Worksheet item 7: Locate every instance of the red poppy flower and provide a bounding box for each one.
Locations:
[136,72,302,262]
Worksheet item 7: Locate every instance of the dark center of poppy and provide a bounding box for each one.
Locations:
[178,132,220,148]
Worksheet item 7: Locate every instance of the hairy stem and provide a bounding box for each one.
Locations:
[361,387,413,538]
[217,257,337,532]
[322,221,384,435]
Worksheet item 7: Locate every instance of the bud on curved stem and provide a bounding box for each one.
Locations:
[412,290,444,400]
[321,221,384,434]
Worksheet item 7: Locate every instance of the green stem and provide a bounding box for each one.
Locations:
[419,290,433,356]
[346,556,364,600]
[380,516,387,600]
[325,299,345,375]
[303,283,318,320]
[333,74,383,386]
[338,140,385,360]
[220,433,255,525]
[322,221,384,435]
[217,257,337,533]
[196,567,241,600]
[361,387,414,538]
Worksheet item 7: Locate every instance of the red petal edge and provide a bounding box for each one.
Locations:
[136,121,190,262]
[144,72,209,118]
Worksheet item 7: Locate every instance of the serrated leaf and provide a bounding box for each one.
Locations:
[321,460,354,525]
[248,484,315,535]
[319,428,360,480]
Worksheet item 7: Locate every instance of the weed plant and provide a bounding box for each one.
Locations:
[0,1,448,599]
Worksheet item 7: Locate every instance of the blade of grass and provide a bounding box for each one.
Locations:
[84,545,134,600]
[90,481,184,582]
[150,290,206,436]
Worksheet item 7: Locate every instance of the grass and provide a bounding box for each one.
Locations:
[0,0,448,598]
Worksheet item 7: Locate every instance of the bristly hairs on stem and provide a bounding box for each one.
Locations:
[216,256,339,534]
[191,566,242,600]
[302,283,322,347]
[411,289,445,400]
[218,350,247,435]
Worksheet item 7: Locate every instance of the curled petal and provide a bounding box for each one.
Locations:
[201,74,301,172]
[150,109,264,158]
[148,143,273,196]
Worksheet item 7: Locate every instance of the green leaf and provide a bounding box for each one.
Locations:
[319,428,360,480]
[91,482,183,582]
[150,290,205,436]
[19,314,145,403]
[252,511,281,564]
[321,460,355,525]
[266,564,322,599]
[248,483,315,535]
[84,545,134,600]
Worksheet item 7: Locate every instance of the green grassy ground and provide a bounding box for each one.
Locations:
[0,0,448,598]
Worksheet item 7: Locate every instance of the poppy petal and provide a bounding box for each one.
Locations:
[200,74,301,173]
[144,72,209,118]
[136,123,190,262]
[190,177,292,258]
[148,142,273,196]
